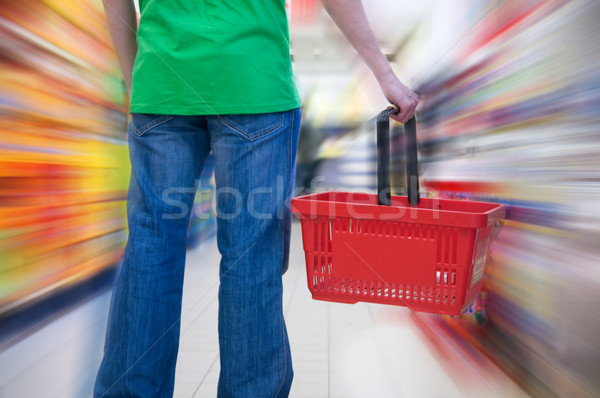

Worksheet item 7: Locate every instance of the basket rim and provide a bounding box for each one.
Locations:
[291,191,505,228]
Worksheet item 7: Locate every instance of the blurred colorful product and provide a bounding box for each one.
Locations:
[407,0,600,396]
[0,0,129,316]
[0,0,215,317]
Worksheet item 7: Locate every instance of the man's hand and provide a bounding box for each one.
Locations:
[320,0,419,123]
[379,72,420,124]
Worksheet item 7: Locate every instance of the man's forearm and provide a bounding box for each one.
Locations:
[320,0,395,86]
[320,0,419,123]
[102,0,138,93]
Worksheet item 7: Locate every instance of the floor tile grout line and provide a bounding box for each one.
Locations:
[366,305,407,398]
[50,359,98,398]
[180,289,219,336]
[192,354,219,398]
[0,315,106,388]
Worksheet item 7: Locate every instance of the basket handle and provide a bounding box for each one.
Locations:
[376,109,420,206]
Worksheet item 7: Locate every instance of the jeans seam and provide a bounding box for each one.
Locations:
[272,108,294,398]
[132,114,174,136]
[271,318,288,398]
[216,113,284,141]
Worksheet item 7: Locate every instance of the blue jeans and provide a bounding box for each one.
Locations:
[94,108,301,398]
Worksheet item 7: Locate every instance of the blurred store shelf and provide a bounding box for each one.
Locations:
[1,0,599,397]
[0,0,215,334]
[404,1,600,397]
[0,0,129,320]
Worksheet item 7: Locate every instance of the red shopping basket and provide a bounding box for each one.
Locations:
[291,109,505,315]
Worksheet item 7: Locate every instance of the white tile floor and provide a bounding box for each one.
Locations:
[0,224,530,398]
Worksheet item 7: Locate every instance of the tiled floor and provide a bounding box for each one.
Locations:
[0,223,529,397]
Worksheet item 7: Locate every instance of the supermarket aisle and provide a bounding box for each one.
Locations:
[0,224,529,398]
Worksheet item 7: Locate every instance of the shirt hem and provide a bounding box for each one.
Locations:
[129,100,302,116]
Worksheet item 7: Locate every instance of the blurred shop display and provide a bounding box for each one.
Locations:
[1,0,599,396]
[0,0,215,325]
[0,0,128,320]
[402,1,599,397]
[295,122,326,194]
[292,0,599,396]
[187,155,216,248]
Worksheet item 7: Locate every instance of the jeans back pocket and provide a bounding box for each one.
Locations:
[131,114,174,137]
[216,112,285,141]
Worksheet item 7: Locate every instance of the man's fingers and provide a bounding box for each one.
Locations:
[390,107,405,122]
[390,103,416,124]
[388,90,419,123]
[390,109,406,123]
[390,113,402,123]
[405,103,417,123]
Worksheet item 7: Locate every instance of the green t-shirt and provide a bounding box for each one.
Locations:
[129,0,301,115]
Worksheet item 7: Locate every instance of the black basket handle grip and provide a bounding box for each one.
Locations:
[376,109,420,206]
